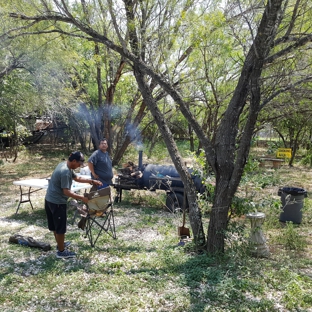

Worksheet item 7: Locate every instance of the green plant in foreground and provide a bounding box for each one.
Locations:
[301,151,312,167]
[276,221,307,250]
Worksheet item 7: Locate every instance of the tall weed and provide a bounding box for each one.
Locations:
[274,221,307,251]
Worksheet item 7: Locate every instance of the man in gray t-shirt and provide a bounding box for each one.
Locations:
[45,162,76,205]
[88,138,113,189]
[45,151,102,259]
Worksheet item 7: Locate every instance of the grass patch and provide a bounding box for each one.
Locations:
[0,145,312,311]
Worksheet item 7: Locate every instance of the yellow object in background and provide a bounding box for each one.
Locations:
[276,148,292,159]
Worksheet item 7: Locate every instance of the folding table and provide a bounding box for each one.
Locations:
[13,178,92,215]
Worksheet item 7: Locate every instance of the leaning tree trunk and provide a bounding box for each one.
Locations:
[133,64,206,245]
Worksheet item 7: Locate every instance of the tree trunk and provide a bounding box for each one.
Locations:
[133,64,206,246]
[206,0,284,253]
[104,60,126,152]
[188,123,194,152]
[112,99,147,166]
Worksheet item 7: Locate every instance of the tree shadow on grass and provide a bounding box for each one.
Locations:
[169,244,280,312]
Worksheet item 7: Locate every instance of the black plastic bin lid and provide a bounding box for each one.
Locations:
[279,187,307,196]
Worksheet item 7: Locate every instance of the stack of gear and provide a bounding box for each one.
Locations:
[9,234,51,251]
[117,161,143,185]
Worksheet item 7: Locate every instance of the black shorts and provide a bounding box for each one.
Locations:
[45,200,67,234]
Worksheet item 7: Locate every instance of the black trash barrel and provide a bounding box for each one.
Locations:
[278,187,307,224]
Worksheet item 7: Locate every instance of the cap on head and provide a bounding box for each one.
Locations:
[68,151,85,165]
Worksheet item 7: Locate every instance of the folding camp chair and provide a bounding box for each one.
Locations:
[82,186,116,247]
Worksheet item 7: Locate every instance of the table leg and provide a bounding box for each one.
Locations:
[15,186,38,215]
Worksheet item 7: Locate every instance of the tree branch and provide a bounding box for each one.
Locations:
[260,75,312,109]
[266,33,312,64]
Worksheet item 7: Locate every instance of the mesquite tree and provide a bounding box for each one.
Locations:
[4,0,312,253]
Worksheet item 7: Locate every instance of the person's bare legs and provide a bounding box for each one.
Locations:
[54,232,65,251]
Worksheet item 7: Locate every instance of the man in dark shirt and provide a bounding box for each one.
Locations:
[88,139,113,189]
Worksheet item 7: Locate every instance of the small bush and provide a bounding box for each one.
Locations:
[275,222,307,251]
[301,153,312,167]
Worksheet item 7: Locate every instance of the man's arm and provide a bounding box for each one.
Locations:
[88,162,99,179]
[74,175,102,187]
[63,189,89,204]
